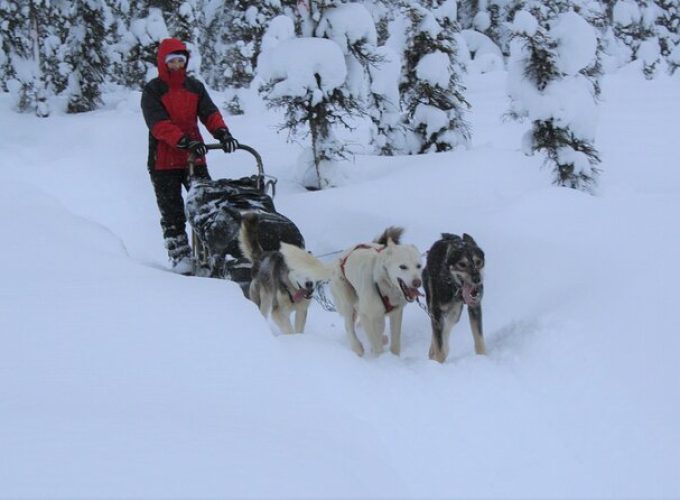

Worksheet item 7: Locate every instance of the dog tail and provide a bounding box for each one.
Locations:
[239,212,263,263]
[375,226,404,245]
[279,243,332,281]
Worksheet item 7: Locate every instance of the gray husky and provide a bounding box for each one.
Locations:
[239,213,329,334]
[422,233,486,363]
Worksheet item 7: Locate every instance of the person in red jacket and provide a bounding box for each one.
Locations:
[141,37,239,275]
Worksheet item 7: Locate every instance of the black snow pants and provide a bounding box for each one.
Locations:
[149,165,210,260]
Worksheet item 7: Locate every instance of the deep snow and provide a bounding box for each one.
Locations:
[1,67,679,498]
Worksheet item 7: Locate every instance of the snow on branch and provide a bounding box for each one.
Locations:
[258,37,347,105]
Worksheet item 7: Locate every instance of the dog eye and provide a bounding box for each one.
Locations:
[399,264,407,270]
[457,262,468,269]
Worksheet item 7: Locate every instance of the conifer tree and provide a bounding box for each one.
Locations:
[151,0,197,42]
[40,1,72,96]
[209,1,289,113]
[1,0,50,116]
[479,0,513,55]
[654,0,680,72]
[0,1,19,92]
[107,0,135,88]
[368,45,405,155]
[400,0,470,153]
[364,0,396,45]
[611,0,661,77]
[507,4,601,192]
[65,0,109,113]
[200,1,230,90]
[117,5,168,89]
[258,14,363,189]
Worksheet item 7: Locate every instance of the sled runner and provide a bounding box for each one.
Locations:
[185,144,304,292]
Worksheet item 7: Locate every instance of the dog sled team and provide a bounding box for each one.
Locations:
[239,213,486,363]
[140,38,486,363]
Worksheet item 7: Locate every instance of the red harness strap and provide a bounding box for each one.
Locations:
[339,244,395,313]
[339,244,379,278]
[375,284,396,313]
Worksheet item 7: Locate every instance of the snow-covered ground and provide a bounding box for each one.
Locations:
[1,67,679,498]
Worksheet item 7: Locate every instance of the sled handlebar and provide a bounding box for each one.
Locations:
[188,143,264,177]
[187,143,276,198]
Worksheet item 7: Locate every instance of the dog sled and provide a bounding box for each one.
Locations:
[185,144,304,292]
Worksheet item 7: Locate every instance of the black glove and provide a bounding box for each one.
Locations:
[215,128,239,153]
[177,136,207,157]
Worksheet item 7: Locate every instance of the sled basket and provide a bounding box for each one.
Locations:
[185,144,304,292]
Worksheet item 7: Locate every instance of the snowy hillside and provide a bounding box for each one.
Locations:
[1,68,679,498]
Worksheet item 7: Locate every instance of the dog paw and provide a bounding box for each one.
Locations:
[428,346,446,363]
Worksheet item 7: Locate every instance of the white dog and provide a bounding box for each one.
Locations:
[330,227,423,356]
[240,213,330,334]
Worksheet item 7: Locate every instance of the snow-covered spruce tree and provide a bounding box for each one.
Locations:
[107,0,136,88]
[294,0,345,37]
[369,45,406,155]
[151,0,197,43]
[400,0,470,154]
[258,17,362,189]
[507,8,601,192]
[208,1,289,114]
[471,0,512,55]
[611,0,661,77]
[199,1,229,91]
[117,6,169,89]
[364,0,396,45]
[654,0,680,73]
[40,1,74,97]
[316,4,398,155]
[64,0,109,113]
[457,0,508,47]
[0,0,22,92]
[0,0,50,116]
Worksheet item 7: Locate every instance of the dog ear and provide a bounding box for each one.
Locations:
[462,233,477,246]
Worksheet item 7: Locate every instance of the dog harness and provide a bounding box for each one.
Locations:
[339,244,396,313]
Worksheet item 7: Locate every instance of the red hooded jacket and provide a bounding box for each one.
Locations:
[141,38,227,170]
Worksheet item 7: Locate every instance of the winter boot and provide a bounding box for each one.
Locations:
[165,233,194,276]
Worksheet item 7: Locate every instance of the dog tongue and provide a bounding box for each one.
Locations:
[462,283,477,306]
[406,286,423,300]
[293,289,307,302]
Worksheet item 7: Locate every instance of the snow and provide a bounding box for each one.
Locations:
[507,17,599,144]
[143,7,169,42]
[670,42,680,66]
[259,14,296,54]
[256,37,347,104]
[315,3,378,53]
[638,37,662,64]
[511,10,538,36]
[1,68,680,498]
[461,29,504,74]
[473,10,492,32]
[415,50,451,87]
[369,45,401,104]
[551,11,598,76]
[433,0,458,22]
